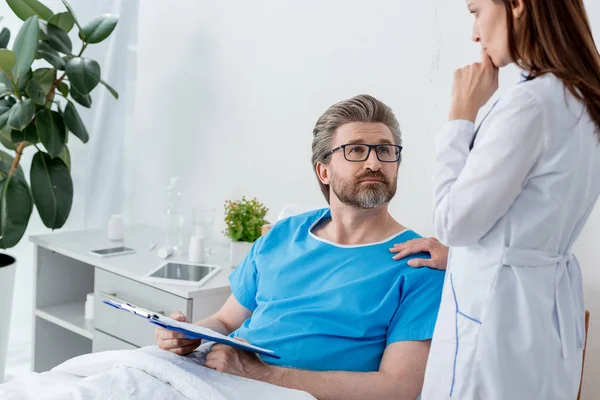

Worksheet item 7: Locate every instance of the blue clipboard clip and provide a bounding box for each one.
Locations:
[102,299,280,359]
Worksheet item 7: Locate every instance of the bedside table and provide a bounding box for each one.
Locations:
[29,225,232,372]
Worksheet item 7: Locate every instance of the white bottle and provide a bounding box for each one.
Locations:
[84,293,94,320]
[163,177,184,253]
[108,214,124,241]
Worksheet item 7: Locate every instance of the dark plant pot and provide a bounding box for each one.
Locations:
[0,253,16,383]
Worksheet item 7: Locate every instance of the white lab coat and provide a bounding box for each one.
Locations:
[421,73,598,400]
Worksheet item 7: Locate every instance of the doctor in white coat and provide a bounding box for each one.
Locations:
[420,0,600,399]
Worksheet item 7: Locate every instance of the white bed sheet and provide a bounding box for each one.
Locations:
[0,344,315,400]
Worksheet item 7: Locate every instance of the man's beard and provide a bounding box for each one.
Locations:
[330,170,397,209]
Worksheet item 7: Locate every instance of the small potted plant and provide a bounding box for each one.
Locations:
[224,196,268,267]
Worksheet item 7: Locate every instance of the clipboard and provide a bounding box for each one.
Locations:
[103,299,281,359]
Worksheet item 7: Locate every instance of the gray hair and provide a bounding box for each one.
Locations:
[311,94,402,203]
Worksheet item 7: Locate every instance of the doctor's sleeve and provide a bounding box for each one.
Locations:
[386,270,445,344]
[432,86,545,246]
[228,236,265,312]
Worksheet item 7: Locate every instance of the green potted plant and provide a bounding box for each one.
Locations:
[224,196,268,267]
[0,0,118,381]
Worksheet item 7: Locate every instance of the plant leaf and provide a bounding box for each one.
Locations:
[0,50,16,74]
[0,132,17,150]
[79,14,118,44]
[0,105,11,130]
[10,128,24,143]
[57,81,68,97]
[58,145,70,171]
[26,79,45,105]
[63,101,88,143]
[0,149,25,182]
[7,99,35,131]
[69,85,91,108]
[65,57,100,95]
[99,79,118,100]
[0,28,10,49]
[60,0,81,30]
[36,108,65,157]
[12,16,39,85]
[38,45,65,70]
[22,122,38,143]
[30,151,72,229]
[6,0,54,22]
[48,12,74,33]
[41,23,72,55]
[0,174,33,249]
[16,68,32,93]
[33,67,55,94]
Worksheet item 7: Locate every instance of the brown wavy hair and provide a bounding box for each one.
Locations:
[498,0,600,138]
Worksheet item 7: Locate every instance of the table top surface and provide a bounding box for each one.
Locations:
[30,224,233,298]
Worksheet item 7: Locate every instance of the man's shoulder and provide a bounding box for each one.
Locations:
[260,207,328,245]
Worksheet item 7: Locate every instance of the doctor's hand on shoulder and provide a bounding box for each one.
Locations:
[450,49,499,123]
[155,311,202,355]
[390,237,449,271]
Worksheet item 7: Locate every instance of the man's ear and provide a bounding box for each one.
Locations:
[315,162,330,185]
[510,0,525,19]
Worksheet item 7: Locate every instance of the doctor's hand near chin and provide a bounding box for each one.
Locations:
[390,237,449,271]
[449,49,499,123]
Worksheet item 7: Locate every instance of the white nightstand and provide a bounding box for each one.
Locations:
[29,225,232,372]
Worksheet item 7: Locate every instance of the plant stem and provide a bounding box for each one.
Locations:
[45,72,67,105]
[8,141,27,177]
[78,42,88,57]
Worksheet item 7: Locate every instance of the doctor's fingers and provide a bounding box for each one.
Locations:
[390,238,437,260]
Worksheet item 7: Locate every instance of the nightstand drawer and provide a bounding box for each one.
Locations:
[94,269,191,348]
[93,330,137,352]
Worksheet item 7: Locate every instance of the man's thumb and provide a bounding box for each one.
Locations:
[171,311,188,322]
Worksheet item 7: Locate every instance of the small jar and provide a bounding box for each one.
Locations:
[188,236,205,263]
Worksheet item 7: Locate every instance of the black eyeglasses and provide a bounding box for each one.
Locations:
[325,143,402,163]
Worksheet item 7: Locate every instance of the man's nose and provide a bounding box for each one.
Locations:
[364,148,382,171]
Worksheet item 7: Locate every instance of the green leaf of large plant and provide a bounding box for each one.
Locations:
[0,150,25,182]
[40,23,72,55]
[69,85,91,108]
[6,0,54,22]
[65,57,100,95]
[0,28,10,49]
[0,104,11,130]
[61,0,81,30]
[57,81,68,97]
[0,49,16,73]
[30,151,72,229]
[99,79,118,100]
[33,67,55,94]
[58,145,70,171]
[12,16,39,85]
[26,79,45,105]
[7,99,35,131]
[0,133,16,150]
[22,122,38,143]
[0,174,33,249]
[63,101,88,143]
[48,12,74,33]
[36,108,66,157]
[79,14,118,44]
[16,68,32,93]
[38,43,65,70]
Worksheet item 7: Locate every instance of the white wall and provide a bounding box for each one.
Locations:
[130,0,600,396]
